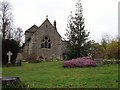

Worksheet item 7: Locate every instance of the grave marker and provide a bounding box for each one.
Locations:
[7,51,13,64]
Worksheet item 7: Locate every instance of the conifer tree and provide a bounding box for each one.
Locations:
[65,0,90,59]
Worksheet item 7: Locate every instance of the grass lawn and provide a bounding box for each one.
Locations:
[2,61,118,88]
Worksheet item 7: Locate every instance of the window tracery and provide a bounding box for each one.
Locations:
[41,36,51,48]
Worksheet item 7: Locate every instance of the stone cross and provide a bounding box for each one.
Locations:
[7,51,13,64]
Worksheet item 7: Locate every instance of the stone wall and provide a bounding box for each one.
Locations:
[23,18,64,61]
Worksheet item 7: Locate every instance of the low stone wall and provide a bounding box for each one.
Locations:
[94,59,120,65]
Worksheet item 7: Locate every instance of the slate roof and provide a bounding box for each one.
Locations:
[25,25,38,34]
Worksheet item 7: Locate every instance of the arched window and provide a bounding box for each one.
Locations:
[41,36,51,48]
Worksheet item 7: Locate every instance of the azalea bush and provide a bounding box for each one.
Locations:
[63,56,96,68]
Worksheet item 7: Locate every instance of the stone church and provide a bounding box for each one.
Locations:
[22,16,65,62]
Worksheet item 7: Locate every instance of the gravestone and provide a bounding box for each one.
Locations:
[7,51,13,64]
[16,53,22,66]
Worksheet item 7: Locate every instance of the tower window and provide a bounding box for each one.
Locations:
[41,37,51,48]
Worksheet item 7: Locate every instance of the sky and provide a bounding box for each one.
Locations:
[5,0,119,42]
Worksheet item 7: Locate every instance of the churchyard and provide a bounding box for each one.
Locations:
[2,60,118,88]
[1,0,119,89]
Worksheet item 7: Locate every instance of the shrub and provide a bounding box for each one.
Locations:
[63,56,96,68]
[2,39,20,66]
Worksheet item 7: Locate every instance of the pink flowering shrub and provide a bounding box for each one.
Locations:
[63,56,96,68]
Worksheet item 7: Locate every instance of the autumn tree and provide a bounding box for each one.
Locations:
[100,34,119,59]
[65,0,90,59]
[106,40,119,59]
[0,1,13,39]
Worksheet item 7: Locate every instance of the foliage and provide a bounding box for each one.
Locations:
[65,0,90,59]
[89,41,106,59]
[2,61,118,88]
[63,56,96,68]
[99,34,120,59]
[89,36,119,59]
[106,41,119,59]
[2,39,20,65]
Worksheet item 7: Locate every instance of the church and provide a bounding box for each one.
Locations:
[22,16,65,62]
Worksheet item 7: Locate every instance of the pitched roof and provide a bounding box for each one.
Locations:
[22,18,62,48]
[38,18,62,38]
[25,25,38,34]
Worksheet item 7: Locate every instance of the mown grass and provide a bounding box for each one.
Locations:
[2,61,118,88]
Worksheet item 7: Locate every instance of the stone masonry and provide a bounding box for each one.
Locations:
[22,17,65,62]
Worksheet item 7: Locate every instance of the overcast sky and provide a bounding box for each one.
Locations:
[7,0,119,42]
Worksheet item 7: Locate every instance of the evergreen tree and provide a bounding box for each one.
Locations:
[65,0,90,59]
[2,39,20,65]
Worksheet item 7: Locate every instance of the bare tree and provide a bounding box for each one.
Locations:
[13,27,24,46]
[0,1,13,39]
[101,33,112,47]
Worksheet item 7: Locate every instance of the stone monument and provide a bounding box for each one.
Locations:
[7,51,13,64]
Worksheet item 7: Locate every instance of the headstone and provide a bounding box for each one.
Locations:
[16,53,22,66]
[7,51,13,64]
